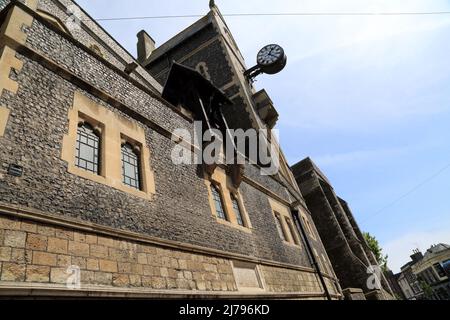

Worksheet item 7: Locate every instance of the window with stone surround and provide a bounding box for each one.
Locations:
[211,184,227,221]
[121,142,141,190]
[75,122,101,174]
[62,92,155,200]
[205,167,251,230]
[268,198,301,247]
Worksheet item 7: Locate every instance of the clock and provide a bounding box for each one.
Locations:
[256,44,287,74]
[244,44,287,80]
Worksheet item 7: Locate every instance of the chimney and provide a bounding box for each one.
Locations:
[137,30,155,64]
[410,250,423,263]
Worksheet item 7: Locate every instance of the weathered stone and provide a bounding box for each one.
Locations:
[47,237,68,254]
[1,263,26,281]
[55,230,74,240]
[33,252,57,266]
[99,259,118,273]
[151,277,166,289]
[72,256,86,269]
[94,272,113,285]
[118,262,131,273]
[37,226,55,237]
[85,235,97,244]
[0,217,21,231]
[4,230,26,248]
[129,274,141,287]
[26,234,47,251]
[73,232,86,243]
[176,278,190,289]
[112,273,129,287]
[68,241,89,257]
[81,270,95,283]
[97,237,114,247]
[196,280,207,291]
[10,248,25,263]
[50,267,69,284]
[21,222,37,233]
[90,244,108,259]
[0,247,11,262]
[26,265,50,282]
[137,253,147,265]
[86,258,99,271]
[57,255,71,267]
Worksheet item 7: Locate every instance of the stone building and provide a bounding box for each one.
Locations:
[291,157,394,299]
[0,0,342,299]
[406,244,450,300]
[398,250,424,300]
[384,269,406,300]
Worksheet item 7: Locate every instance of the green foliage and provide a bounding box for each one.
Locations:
[363,232,388,271]
[419,280,433,299]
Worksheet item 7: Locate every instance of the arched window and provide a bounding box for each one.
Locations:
[274,213,288,241]
[211,185,226,220]
[231,193,244,226]
[75,122,100,174]
[286,218,300,245]
[121,142,141,190]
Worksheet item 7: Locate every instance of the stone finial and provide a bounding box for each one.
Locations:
[209,0,215,9]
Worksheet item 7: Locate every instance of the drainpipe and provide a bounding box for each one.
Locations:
[292,209,332,300]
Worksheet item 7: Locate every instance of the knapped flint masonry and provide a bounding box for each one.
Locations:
[0,0,389,300]
[0,0,342,299]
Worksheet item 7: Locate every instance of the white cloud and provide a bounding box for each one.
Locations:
[383,230,450,273]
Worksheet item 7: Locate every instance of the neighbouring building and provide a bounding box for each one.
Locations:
[291,157,394,300]
[411,244,450,300]
[398,250,424,300]
[0,0,343,299]
[384,269,406,300]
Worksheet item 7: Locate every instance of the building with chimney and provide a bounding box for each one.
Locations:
[398,250,425,300]
[0,0,343,299]
[410,244,450,300]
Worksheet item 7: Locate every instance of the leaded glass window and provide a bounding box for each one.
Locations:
[231,194,244,226]
[121,143,141,190]
[75,122,100,174]
[211,185,226,220]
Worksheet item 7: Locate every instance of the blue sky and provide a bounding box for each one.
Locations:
[77,0,450,272]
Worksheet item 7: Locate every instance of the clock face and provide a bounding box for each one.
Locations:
[257,44,284,66]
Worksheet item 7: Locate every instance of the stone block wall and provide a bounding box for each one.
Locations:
[0,212,338,298]
[0,214,236,292]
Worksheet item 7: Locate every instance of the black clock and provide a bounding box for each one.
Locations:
[256,44,287,74]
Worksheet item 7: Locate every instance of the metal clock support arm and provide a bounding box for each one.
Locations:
[244,64,264,82]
